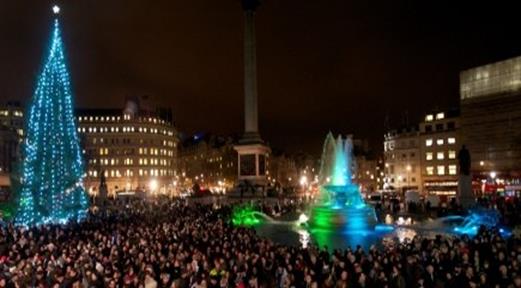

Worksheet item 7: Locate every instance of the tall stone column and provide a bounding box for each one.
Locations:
[241,0,261,142]
[234,0,270,195]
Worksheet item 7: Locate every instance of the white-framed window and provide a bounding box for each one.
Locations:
[437,165,445,175]
[426,139,433,147]
[437,152,444,160]
[426,152,433,161]
[426,166,434,175]
[448,150,456,159]
[449,165,457,175]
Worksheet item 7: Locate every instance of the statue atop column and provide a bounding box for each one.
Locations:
[458,145,471,176]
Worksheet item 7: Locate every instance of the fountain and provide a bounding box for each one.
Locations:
[309,133,378,232]
[230,133,511,250]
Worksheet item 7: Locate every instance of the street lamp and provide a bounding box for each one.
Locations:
[299,175,308,187]
[300,175,309,199]
[149,179,158,193]
[406,165,412,189]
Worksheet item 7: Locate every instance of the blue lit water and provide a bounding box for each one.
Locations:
[252,211,512,251]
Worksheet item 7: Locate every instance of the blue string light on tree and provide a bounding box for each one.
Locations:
[15,5,89,226]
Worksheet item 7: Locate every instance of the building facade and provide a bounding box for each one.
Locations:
[383,127,422,193]
[178,134,237,193]
[0,126,18,175]
[268,152,298,189]
[460,56,521,180]
[0,101,24,139]
[0,101,24,195]
[0,101,24,175]
[352,138,379,193]
[76,100,178,196]
[419,111,460,197]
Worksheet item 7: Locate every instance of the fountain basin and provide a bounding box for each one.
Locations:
[310,204,377,232]
[321,184,365,207]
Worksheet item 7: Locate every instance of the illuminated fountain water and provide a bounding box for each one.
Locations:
[309,133,378,232]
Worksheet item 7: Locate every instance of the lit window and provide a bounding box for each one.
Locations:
[436,112,445,120]
[426,152,433,161]
[425,114,434,122]
[448,150,456,159]
[448,137,456,144]
[437,139,444,145]
[449,165,457,175]
[437,152,444,160]
[426,139,433,147]
[426,166,434,175]
[437,165,445,175]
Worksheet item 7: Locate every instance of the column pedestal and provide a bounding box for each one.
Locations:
[234,143,270,196]
[458,174,475,208]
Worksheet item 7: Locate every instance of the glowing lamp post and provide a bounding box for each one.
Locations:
[406,165,412,190]
[149,179,158,194]
[300,175,309,197]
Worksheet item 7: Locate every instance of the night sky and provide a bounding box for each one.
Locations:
[1,1,521,155]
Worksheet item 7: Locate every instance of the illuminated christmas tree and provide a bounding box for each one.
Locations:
[16,6,89,226]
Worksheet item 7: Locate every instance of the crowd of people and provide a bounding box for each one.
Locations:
[0,198,520,288]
